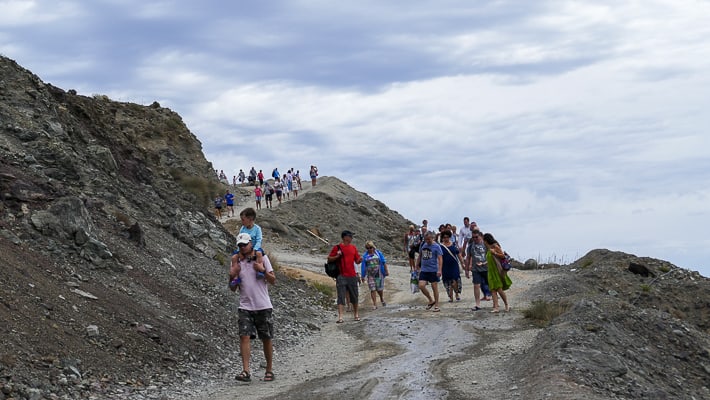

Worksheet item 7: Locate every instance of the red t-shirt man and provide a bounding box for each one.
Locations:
[327,230,363,322]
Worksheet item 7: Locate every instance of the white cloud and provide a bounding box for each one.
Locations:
[3,0,709,276]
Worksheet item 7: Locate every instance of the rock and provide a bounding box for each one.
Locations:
[86,325,99,337]
[524,259,539,270]
[71,289,98,300]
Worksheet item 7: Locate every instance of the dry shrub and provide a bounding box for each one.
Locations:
[523,300,570,327]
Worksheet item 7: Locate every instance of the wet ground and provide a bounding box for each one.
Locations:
[194,251,548,400]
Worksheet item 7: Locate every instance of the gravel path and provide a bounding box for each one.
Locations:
[194,253,553,400]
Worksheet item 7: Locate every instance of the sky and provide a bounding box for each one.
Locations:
[2,0,709,277]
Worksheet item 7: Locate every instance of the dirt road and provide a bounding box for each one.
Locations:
[195,251,551,400]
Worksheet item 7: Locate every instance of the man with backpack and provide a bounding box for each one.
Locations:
[327,230,363,323]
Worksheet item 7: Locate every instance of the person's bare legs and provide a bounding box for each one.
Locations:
[370,290,377,309]
[377,290,385,305]
[337,303,344,321]
[500,291,509,311]
[431,282,440,308]
[491,290,500,312]
[240,336,251,373]
[352,294,360,320]
[418,280,433,306]
[474,284,482,307]
[262,338,273,375]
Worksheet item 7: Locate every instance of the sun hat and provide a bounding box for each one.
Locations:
[236,233,251,245]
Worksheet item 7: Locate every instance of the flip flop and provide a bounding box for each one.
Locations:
[426,302,435,310]
[471,306,481,311]
[490,309,500,313]
[336,319,344,324]
[354,317,361,322]
[432,306,441,312]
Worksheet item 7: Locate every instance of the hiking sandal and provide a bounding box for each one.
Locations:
[263,371,275,382]
[235,370,251,382]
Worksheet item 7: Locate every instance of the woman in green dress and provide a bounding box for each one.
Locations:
[483,233,512,313]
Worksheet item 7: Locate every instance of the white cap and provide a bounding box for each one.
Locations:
[236,233,251,245]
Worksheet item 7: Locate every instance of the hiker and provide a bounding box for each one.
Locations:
[239,207,264,266]
[440,230,464,302]
[264,182,274,208]
[404,225,421,272]
[416,231,443,312]
[361,240,389,310]
[327,230,363,323]
[273,177,284,205]
[483,232,513,313]
[229,233,276,383]
[238,169,246,185]
[295,170,302,190]
[458,217,472,255]
[309,165,318,187]
[254,185,263,210]
[466,229,492,311]
[285,169,293,199]
[214,194,224,219]
[224,190,235,217]
[249,167,257,186]
[271,167,280,180]
[257,169,264,186]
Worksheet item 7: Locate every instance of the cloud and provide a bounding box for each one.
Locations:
[2,0,709,276]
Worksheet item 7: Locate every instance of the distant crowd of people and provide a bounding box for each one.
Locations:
[213,165,318,216]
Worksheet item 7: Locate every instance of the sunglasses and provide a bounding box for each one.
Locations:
[238,243,248,247]
[365,246,373,250]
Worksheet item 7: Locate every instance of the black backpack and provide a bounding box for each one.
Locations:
[324,245,342,278]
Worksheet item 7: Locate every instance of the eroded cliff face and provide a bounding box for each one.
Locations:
[0,56,331,399]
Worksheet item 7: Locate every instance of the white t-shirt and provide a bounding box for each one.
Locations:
[458,225,471,249]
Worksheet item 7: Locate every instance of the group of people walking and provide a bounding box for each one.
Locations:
[405,217,513,313]
[215,165,319,215]
[327,230,390,323]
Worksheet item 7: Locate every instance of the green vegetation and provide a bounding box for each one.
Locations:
[659,265,671,273]
[214,252,227,266]
[523,300,570,327]
[312,281,335,298]
[640,284,651,292]
[170,168,222,207]
[582,259,594,268]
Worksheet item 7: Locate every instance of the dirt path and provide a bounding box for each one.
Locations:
[195,252,552,400]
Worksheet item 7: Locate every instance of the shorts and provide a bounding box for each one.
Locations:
[238,308,274,340]
[472,270,489,285]
[408,248,418,259]
[418,271,440,283]
[336,276,359,305]
[265,193,273,201]
[255,195,262,201]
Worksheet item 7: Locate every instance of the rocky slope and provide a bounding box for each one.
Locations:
[0,55,411,399]
[1,56,708,399]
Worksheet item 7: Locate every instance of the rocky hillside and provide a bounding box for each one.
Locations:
[0,55,410,399]
[1,56,708,400]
